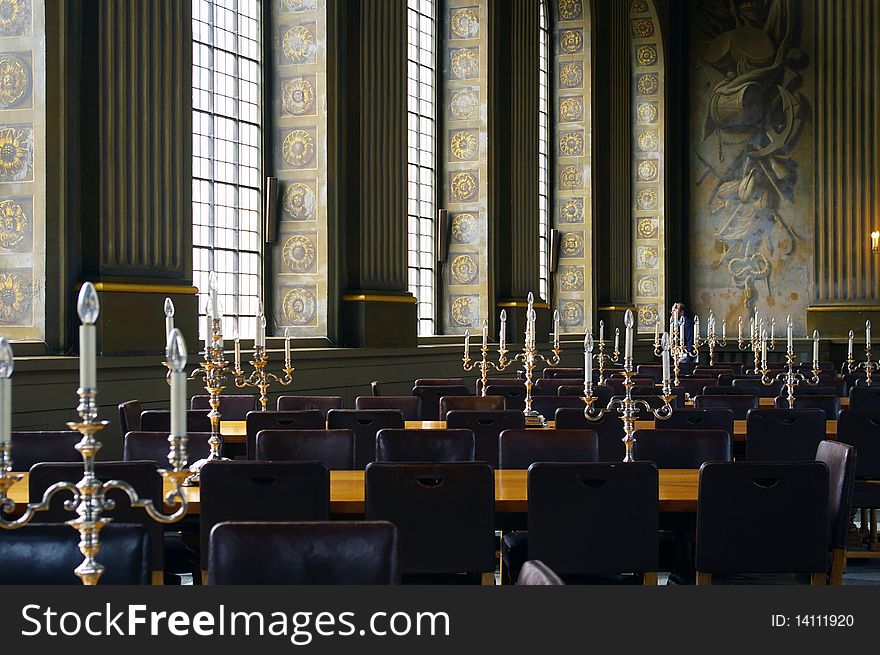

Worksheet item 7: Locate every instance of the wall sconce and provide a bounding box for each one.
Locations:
[872,231,880,254]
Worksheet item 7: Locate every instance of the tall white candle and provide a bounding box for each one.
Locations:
[584,332,593,383]
[464,329,470,357]
[553,310,560,349]
[679,318,685,348]
[721,319,726,340]
[812,329,819,365]
[654,319,659,343]
[624,310,634,363]
[164,297,175,339]
[661,332,670,384]
[738,316,743,342]
[614,327,620,354]
[0,338,13,445]
[204,310,212,354]
[233,327,241,371]
[599,320,605,343]
[482,318,488,349]
[284,327,291,367]
[848,330,854,359]
[867,320,872,347]
[770,318,775,343]
[499,310,507,350]
[786,315,793,352]
[761,330,768,369]
[77,282,99,390]
[255,313,266,349]
[167,329,187,439]
[694,315,700,343]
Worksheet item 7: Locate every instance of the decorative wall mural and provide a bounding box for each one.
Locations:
[689,0,813,333]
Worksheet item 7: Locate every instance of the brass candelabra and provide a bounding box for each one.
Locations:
[760,350,819,409]
[513,293,561,426]
[234,345,295,410]
[851,322,877,384]
[596,321,620,386]
[704,311,727,366]
[738,316,775,374]
[462,318,511,396]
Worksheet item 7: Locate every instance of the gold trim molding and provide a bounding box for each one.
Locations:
[92,283,199,295]
[496,301,551,309]
[342,294,417,304]
[597,304,636,311]
[807,306,880,312]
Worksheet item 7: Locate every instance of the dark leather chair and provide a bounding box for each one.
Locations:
[693,394,759,420]
[662,408,734,438]
[614,393,669,410]
[375,428,475,463]
[255,429,356,470]
[118,400,142,434]
[191,394,257,419]
[327,409,404,468]
[746,409,827,461]
[676,378,716,398]
[701,385,759,396]
[365,462,495,582]
[531,395,589,420]
[603,376,656,393]
[0,523,151,585]
[516,560,565,585]
[140,409,212,433]
[849,386,880,410]
[412,384,470,420]
[199,461,330,572]
[632,386,686,407]
[733,377,781,397]
[521,462,659,583]
[845,374,880,391]
[439,395,505,416]
[29,462,165,577]
[355,395,421,421]
[774,395,840,418]
[445,410,525,467]
[695,462,829,584]
[692,367,733,378]
[543,367,584,379]
[245,410,325,459]
[632,429,731,468]
[9,431,81,470]
[123,431,212,467]
[836,409,880,548]
[498,429,598,469]
[414,377,466,386]
[476,377,523,396]
[796,384,844,397]
[276,395,344,417]
[484,384,527,410]
[555,409,625,461]
[208,521,400,585]
[534,378,583,396]
[816,441,856,584]
[636,365,664,383]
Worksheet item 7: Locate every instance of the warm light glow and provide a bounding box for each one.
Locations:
[164,297,175,318]
[872,231,880,254]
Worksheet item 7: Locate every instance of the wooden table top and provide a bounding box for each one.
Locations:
[5,469,701,515]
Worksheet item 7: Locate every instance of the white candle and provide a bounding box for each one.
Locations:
[584,332,593,383]
[599,320,605,343]
[812,329,819,365]
[770,318,775,343]
[738,316,743,342]
[553,310,560,349]
[679,318,685,348]
[0,338,12,445]
[694,315,700,343]
[256,313,266,349]
[482,318,488,349]
[499,310,507,350]
[614,327,620,354]
[77,283,99,390]
[848,330,854,359]
[284,327,291,367]
[204,310,212,354]
[233,329,241,371]
[721,319,726,340]
[464,329,470,357]
[867,320,872,347]
[761,330,767,369]
[624,310,634,362]
[661,332,670,384]
[654,319,659,343]
[167,329,187,439]
[787,315,793,352]
[164,297,175,339]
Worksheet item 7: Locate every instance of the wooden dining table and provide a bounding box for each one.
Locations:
[5,468,702,515]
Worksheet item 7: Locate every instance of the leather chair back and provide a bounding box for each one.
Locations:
[636,365,664,383]
[355,395,421,421]
[543,367,584,379]
[692,367,733,378]
[797,384,844,396]
[375,428,474,463]
[836,409,880,478]
[439,395,505,416]
[614,393,671,410]
[485,384,527,410]
[208,521,400,585]
[733,377,781,397]
[0,523,151,585]
[677,377,716,398]
[499,429,598,469]
[745,409,826,461]
[632,429,731,468]
[327,409,405,468]
[816,441,856,551]
[849,386,880,410]
[555,409,625,461]
[255,429,356,470]
[528,462,659,576]
[534,378,582,396]
[603,376,656,393]
[662,408,734,437]
[445,410,525,467]
[693,394,759,419]
[412,385,470,420]
[414,377,466,386]
[846,374,880,391]
[365,462,495,575]
[118,400,142,433]
[140,409,212,433]
[29,461,164,571]
[245,410,325,459]
[631,386,686,407]
[191,394,258,420]
[701,385,758,396]
[476,377,523,396]
[696,462,829,576]
[516,560,565,585]
[10,431,81,471]
[199,461,330,569]
[276,395,344,417]
[774,395,840,418]
[530,395,589,420]
[123,431,212,467]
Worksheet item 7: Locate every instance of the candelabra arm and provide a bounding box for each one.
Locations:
[101,476,188,524]
[0,479,79,529]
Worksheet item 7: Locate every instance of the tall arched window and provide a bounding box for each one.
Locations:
[537,0,550,302]
[407,0,437,336]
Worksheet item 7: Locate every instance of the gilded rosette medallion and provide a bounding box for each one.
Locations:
[631,0,649,13]
[282,287,317,326]
[282,234,316,273]
[451,48,479,79]
[637,45,658,66]
[560,232,584,257]
[559,62,583,88]
[282,77,316,116]
[0,54,29,108]
[450,296,477,327]
[283,0,317,11]
[560,301,584,327]
[559,29,583,54]
[450,172,478,201]
[451,213,478,243]
[0,198,28,250]
[637,275,658,297]
[637,246,659,269]
[636,188,658,210]
[559,198,583,223]
[449,88,479,120]
[282,24,316,64]
[637,304,659,328]
[0,125,31,181]
[636,74,659,95]
[558,266,585,292]
[282,182,316,221]
[638,159,658,181]
[450,7,479,39]
[282,129,316,168]
[559,165,582,189]
[559,96,583,122]
[0,0,29,37]
[450,130,478,160]
[0,271,29,324]
[450,254,478,285]
[558,0,582,21]
[631,18,654,39]
[558,131,584,157]
[637,102,658,123]
[637,217,659,239]
[637,131,658,151]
